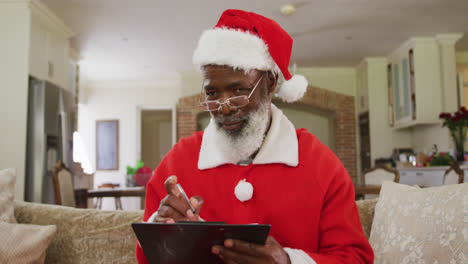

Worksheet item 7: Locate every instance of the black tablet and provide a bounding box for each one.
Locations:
[132,222,271,264]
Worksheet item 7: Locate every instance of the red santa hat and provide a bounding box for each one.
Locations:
[193,9,308,103]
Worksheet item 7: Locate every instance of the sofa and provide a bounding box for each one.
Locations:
[13,199,379,263]
[14,201,144,264]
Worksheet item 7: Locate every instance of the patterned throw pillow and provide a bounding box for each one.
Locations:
[369,182,468,264]
[0,222,56,263]
[0,168,57,264]
[0,168,17,223]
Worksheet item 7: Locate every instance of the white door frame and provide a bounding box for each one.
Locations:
[136,105,177,160]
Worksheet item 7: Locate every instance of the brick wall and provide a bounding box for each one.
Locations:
[176,86,357,182]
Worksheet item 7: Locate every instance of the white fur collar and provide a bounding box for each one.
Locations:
[198,104,298,170]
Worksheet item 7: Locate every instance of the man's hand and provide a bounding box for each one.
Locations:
[211,236,291,264]
[154,175,203,223]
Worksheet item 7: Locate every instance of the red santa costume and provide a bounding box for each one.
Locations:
[136,9,373,264]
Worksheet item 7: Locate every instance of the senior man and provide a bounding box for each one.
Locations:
[136,9,373,264]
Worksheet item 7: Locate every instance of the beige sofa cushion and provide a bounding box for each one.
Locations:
[355,198,378,239]
[15,201,144,264]
[0,222,56,264]
[0,168,16,223]
[369,182,468,264]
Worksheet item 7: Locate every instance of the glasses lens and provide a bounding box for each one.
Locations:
[227,96,249,108]
[201,101,219,111]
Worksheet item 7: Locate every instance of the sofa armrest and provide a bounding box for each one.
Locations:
[355,199,377,239]
[14,201,143,264]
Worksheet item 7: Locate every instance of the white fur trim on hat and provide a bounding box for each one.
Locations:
[276,74,308,103]
[234,179,253,202]
[193,28,280,74]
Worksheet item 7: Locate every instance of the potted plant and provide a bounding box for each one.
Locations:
[439,107,468,162]
[426,152,455,166]
[126,159,144,187]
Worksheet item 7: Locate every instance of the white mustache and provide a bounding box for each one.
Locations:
[214,116,248,123]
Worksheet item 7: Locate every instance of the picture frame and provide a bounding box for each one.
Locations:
[96,120,119,170]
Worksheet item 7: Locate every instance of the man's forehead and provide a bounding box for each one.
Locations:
[202,65,259,83]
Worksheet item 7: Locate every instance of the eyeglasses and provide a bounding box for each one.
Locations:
[199,74,264,112]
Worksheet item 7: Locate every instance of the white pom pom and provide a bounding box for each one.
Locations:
[234,179,253,202]
[277,74,308,103]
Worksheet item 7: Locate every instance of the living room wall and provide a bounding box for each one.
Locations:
[0,5,31,200]
[77,79,181,210]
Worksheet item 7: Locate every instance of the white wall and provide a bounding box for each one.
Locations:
[411,124,451,154]
[179,69,203,97]
[296,67,356,96]
[78,80,181,210]
[456,51,468,64]
[0,4,31,200]
[279,107,333,150]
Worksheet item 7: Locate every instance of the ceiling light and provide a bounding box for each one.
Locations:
[281,4,296,16]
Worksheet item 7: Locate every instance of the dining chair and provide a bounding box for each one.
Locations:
[52,161,76,207]
[363,164,399,199]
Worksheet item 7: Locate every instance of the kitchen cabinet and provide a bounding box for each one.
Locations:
[28,1,73,90]
[398,166,468,187]
[387,38,442,129]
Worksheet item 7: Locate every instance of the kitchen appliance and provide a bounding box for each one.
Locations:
[25,77,75,204]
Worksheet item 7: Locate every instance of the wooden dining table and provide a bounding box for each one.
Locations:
[76,186,146,210]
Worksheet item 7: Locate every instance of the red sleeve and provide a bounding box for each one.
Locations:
[136,160,170,264]
[306,164,374,263]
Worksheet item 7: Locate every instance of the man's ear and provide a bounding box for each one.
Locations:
[266,71,278,94]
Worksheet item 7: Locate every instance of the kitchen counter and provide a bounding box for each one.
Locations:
[396,165,467,187]
[397,164,468,171]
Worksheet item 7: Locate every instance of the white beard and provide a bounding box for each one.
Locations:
[209,102,270,164]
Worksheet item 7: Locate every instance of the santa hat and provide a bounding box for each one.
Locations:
[193,9,308,103]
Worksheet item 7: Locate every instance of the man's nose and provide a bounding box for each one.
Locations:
[217,94,235,115]
[218,101,234,115]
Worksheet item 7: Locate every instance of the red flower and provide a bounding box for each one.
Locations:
[439,113,452,119]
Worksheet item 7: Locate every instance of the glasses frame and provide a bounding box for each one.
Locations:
[199,74,264,112]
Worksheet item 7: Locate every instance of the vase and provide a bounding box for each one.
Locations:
[455,148,465,162]
[451,127,467,162]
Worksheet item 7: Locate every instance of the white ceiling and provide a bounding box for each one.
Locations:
[41,0,468,82]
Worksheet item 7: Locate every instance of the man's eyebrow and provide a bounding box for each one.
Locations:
[203,85,215,91]
[227,81,246,89]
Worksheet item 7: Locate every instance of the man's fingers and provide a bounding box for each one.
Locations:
[159,194,191,220]
[158,205,185,219]
[154,215,175,223]
[266,236,280,246]
[212,245,258,264]
[162,176,204,222]
[164,175,180,196]
[223,239,267,257]
[190,196,204,214]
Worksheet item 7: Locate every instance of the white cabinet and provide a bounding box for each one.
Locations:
[388,38,442,128]
[28,0,73,89]
[29,18,48,80]
[399,169,444,187]
[399,166,468,187]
